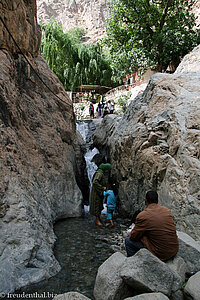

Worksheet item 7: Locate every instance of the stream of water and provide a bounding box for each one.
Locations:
[19,214,122,299]
[16,120,124,299]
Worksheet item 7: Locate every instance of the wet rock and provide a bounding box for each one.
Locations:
[170,290,184,300]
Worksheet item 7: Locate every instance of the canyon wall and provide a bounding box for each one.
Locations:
[36,0,200,44]
[0,0,41,56]
[93,45,200,241]
[0,0,86,293]
[36,0,108,43]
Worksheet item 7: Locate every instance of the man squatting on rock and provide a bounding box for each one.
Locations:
[125,191,179,261]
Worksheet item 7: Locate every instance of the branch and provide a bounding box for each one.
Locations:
[159,0,171,31]
[131,2,154,36]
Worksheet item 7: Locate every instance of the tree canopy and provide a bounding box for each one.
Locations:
[40,19,117,91]
[105,0,200,76]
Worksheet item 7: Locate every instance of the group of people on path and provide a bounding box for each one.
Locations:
[89,163,179,261]
[89,100,115,119]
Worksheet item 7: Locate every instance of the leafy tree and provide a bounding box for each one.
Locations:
[40,19,116,91]
[117,92,131,113]
[105,0,200,74]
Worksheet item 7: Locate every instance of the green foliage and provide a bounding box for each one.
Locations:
[105,0,200,75]
[79,104,85,111]
[181,282,187,289]
[117,92,131,113]
[40,19,116,91]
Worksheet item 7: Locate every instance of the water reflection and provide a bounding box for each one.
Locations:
[19,214,122,299]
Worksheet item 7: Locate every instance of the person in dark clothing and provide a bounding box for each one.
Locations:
[89,163,112,226]
[102,106,109,117]
[97,102,102,118]
[89,103,94,119]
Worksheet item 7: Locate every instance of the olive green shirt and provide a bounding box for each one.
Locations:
[89,170,107,217]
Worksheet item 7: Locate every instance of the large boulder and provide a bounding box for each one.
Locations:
[175,45,200,73]
[176,231,200,272]
[120,249,182,297]
[184,271,200,300]
[0,0,86,294]
[124,293,169,300]
[165,255,186,282]
[93,252,133,300]
[92,46,200,241]
[53,292,91,300]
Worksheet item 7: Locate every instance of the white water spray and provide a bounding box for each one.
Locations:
[76,121,99,212]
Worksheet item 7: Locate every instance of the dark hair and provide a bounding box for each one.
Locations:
[146,190,158,204]
[109,181,118,196]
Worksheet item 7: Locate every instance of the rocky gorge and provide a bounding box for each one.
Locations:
[0,0,200,298]
[52,47,200,300]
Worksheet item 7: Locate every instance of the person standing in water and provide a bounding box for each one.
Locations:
[104,181,118,227]
[90,163,112,226]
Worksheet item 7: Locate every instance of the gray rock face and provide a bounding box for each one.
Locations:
[124,293,170,300]
[184,271,200,300]
[177,231,200,272]
[175,45,200,73]
[0,1,86,294]
[53,291,91,300]
[93,248,188,300]
[93,252,133,300]
[92,46,200,240]
[0,0,41,56]
[0,50,84,293]
[36,0,108,43]
[166,255,186,282]
[120,249,182,297]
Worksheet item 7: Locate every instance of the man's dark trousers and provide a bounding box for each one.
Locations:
[125,237,144,257]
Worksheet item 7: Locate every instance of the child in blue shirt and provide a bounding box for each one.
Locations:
[104,182,118,227]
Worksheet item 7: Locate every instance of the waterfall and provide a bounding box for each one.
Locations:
[76,120,99,212]
[76,121,89,143]
[84,147,99,187]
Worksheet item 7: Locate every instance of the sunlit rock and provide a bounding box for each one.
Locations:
[92,47,200,241]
